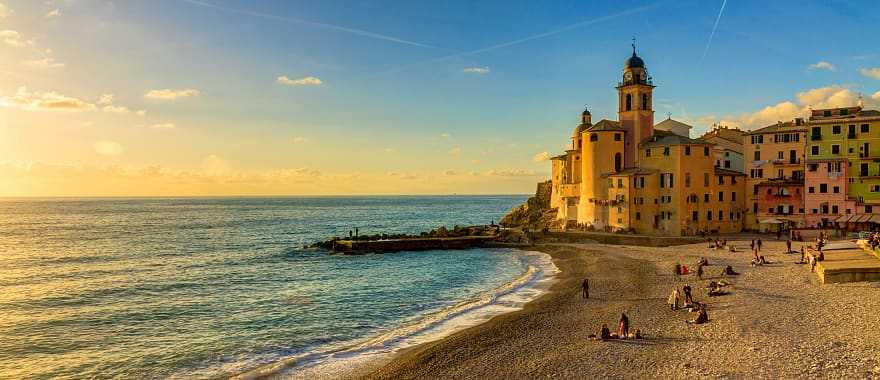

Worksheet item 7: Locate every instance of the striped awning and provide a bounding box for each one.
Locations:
[855,214,872,223]
[835,214,854,223]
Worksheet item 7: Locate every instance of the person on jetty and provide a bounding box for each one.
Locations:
[667,288,681,310]
[581,278,590,299]
[618,313,630,339]
[682,284,693,304]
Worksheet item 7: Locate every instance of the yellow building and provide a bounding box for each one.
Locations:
[549,48,746,236]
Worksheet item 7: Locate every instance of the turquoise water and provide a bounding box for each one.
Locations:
[0,196,541,379]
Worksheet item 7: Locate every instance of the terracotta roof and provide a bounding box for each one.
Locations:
[748,121,805,135]
[654,118,693,132]
[714,167,746,176]
[588,119,625,132]
[639,130,710,148]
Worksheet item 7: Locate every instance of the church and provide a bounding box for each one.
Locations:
[549,47,746,236]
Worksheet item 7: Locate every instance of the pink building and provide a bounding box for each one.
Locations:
[804,159,853,228]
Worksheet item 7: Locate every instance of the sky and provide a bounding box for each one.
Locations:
[1,0,880,196]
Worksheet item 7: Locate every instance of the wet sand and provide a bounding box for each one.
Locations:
[361,240,880,379]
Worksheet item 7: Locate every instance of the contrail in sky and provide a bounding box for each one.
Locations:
[180,0,443,50]
[700,0,728,65]
[375,1,665,76]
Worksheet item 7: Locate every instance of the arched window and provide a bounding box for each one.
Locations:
[642,93,649,110]
[625,94,632,111]
[614,153,622,172]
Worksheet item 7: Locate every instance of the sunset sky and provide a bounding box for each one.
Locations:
[2,0,880,196]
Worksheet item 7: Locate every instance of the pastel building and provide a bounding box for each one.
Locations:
[549,48,746,236]
[701,124,747,173]
[805,106,880,228]
[743,120,807,231]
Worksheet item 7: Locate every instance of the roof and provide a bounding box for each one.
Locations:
[701,126,747,146]
[550,154,567,160]
[654,118,693,133]
[639,129,710,148]
[587,119,625,132]
[860,109,880,117]
[625,52,645,69]
[748,121,805,135]
[573,122,591,135]
[714,167,747,177]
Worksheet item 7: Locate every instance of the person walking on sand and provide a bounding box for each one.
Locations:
[696,264,704,280]
[750,239,755,251]
[683,284,693,304]
[800,246,806,264]
[581,278,590,299]
[757,238,763,252]
[786,239,792,253]
[618,313,629,339]
[668,288,680,310]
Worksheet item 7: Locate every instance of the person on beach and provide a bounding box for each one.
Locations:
[750,239,755,251]
[668,288,680,310]
[618,313,629,339]
[581,278,590,299]
[682,284,693,304]
[757,238,763,252]
[687,305,709,324]
[600,324,611,340]
[696,264,704,280]
[786,239,792,253]
[800,246,806,264]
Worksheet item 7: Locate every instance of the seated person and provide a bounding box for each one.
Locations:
[687,308,709,324]
[600,324,611,340]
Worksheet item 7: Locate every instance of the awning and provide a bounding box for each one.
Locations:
[855,214,872,223]
[759,218,784,224]
[870,215,880,224]
[835,214,854,223]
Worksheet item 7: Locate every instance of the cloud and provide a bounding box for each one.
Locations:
[45,9,60,18]
[102,105,132,114]
[383,147,396,153]
[439,133,451,138]
[1,87,95,111]
[144,88,200,100]
[807,61,835,71]
[448,147,462,156]
[94,140,124,156]
[874,91,880,101]
[277,75,323,86]
[697,85,880,129]
[462,67,490,75]
[386,171,418,180]
[484,169,541,177]
[97,94,114,105]
[0,3,9,18]
[150,123,176,130]
[533,151,550,162]
[292,136,308,143]
[860,68,880,80]
[201,154,230,176]
[21,57,65,69]
[136,110,147,116]
[443,169,457,176]
[0,30,31,47]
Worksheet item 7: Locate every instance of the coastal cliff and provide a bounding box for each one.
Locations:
[500,181,558,230]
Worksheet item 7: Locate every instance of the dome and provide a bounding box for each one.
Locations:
[573,122,590,136]
[624,52,644,69]
[581,108,591,116]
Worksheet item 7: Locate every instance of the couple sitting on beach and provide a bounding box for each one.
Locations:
[590,313,642,341]
[686,302,709,324]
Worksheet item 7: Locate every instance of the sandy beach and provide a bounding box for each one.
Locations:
[362,238,880,379]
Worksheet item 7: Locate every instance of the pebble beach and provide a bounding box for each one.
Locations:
[361,239,880,379]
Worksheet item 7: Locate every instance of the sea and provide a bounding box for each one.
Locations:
[0,196,558,379]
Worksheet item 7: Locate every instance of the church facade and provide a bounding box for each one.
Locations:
[549,49,746,236]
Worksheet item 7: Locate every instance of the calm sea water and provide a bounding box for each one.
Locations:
[0,196,546,379]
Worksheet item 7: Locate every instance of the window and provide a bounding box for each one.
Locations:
[753,203,758,213]
[642,94,648,109]
[617,178,623,188]
[841,109,849,116]
[704,146,709,156]
[751,135,764,144]
[685,146,691,155]
[820,184,828,193]
[867,205,873,213]
[718,176,725,185]
[718,192,724,201]
[635,212,641,221]
[823,110,832,117]
[692,211,698,221]
[732,192,736,201]
[808,163,818,172]
[707,211,712,221]
[777,151,784,160]
[685,173,691,187]
[663,147,670,156]
[754,151,761,160]
[704,173,710,186]
[862,124,870,133]
[590,133,598,142]
[811,146,819,155]
[861,163,869,177]
[625,94,632,111]
[750,169,763,178]
[718,211,723,221]
[871,185,880,192]
[833,186,840,193]
[704,193,709,203]
[660,173,674,188]
[646,149,651,157]
[809,187,815,193]
[832,145,840,155]
[832,125,841,134]
[832,205,839,214]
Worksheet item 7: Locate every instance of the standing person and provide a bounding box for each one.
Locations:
[750,239,755,251]
[355,227,359,238]
[753,246,760,263]
[776,229,782,240]
[696,264,704,280]
[618,313,629,339]
[786,239,792,254]
[581,278,590,299]
[800,246,806,264]
[757,238,763,252]
[683,284,693,304]
[668,288,681,310]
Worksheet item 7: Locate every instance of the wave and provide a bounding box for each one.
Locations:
[234,250,559,380]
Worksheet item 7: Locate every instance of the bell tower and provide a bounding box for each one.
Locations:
[617,40,655,167]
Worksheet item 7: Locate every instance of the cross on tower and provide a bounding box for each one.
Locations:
[631,37,636,54]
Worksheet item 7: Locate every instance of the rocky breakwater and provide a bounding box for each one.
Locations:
[308,225,502,254]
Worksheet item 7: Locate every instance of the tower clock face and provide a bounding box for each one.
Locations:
[624,72,632,81]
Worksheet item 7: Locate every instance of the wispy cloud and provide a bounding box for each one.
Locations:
[0,30,31,47]
[463,67,490,75]
[180,0,442,49]
[533,151,550,162]
[277,75,323,86]
[45,9,60,19]
[94,140,124,156]
[150,123,176,130]
[292,136,308,143]
[144,88,200,100]
[439,133,451,138]
[699,0,728,65]
[1,87,95,111]
[808,61,836,71]
[21,57,65,69]
[860,67,880,80]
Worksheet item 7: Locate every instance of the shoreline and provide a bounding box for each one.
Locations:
[361,239,880,379]
[243,248,559,380]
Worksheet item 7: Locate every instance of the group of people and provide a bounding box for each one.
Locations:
[868,232,880,250]
[595,313,641,340]
[666,283,709,324]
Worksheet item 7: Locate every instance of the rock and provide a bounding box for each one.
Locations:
[500,181,560,230]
